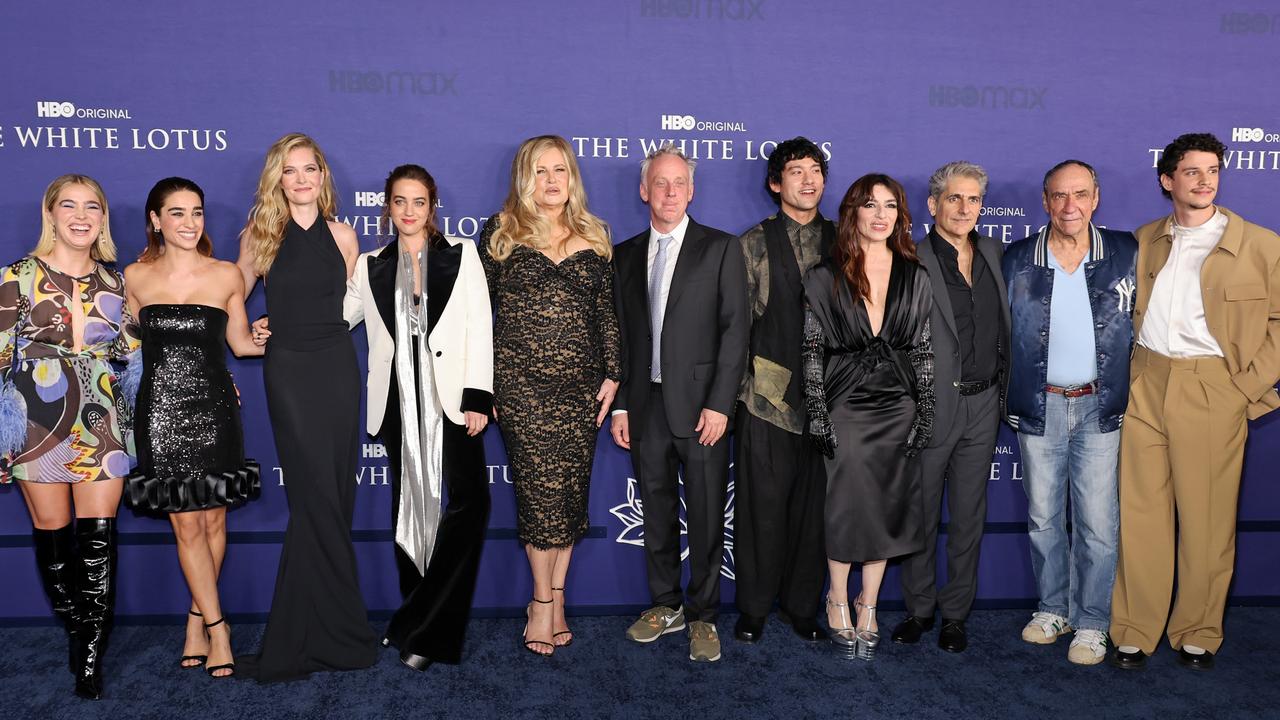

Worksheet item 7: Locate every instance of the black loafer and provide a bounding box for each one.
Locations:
[734,614,766,643]
[400,651,431,672]
[790,616,824,642]
[891,615,935,644]
[938,619,967,653]
[1177,647,1214,671]
[777,607,824,642]
[1109,647,1148,670]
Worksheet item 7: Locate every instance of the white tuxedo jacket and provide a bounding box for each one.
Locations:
[343,235,493,432]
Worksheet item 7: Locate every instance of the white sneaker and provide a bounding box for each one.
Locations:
[1021,611,1072,644]
[1068,629,1109,665]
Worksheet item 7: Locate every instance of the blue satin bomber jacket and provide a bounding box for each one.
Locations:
[1001,224,1139,436]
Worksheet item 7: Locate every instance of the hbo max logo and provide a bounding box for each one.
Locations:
[1232,127,1278,143]
[329,70,457,96]
[640,0,765,20]
[661,114,696,131]
[929,85,1047,111]
[36,101,76,118]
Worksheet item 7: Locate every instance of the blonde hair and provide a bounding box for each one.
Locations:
[241,133,338,275]
[34,174,117,262]
[489,135,611,262]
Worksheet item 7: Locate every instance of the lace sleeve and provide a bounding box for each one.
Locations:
[803,301,836,458]
[905,317,935,456]
[478,216,501,306]
[598,261,622,381]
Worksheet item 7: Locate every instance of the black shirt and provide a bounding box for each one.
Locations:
[929,229,1000,382]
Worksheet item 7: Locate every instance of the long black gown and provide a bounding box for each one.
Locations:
[801,255,934,563]
[239,218,378,682]
[125,304,259,512]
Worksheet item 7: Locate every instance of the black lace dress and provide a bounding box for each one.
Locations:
[478,218,621,549]
[802,255,934,563]
[125,304,260,512]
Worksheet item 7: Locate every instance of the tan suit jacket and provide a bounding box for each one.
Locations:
[1133,206,1280,419]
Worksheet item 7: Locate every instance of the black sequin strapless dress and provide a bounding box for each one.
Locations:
[125,304,260,512]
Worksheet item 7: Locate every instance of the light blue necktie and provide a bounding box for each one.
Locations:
[649,234,673,382]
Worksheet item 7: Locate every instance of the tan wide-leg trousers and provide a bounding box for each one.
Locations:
[1110,346,1249,654]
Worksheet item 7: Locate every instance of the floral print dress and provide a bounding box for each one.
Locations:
[0,256,140,483]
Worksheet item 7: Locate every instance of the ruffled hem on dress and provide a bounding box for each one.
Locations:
[124,459,261,513]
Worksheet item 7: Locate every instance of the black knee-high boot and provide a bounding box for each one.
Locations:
[72,517,116,701]
[32,523,78,674]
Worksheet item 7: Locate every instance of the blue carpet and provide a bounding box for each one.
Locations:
[1,609,1277,719]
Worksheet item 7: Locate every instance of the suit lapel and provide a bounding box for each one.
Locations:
[664,217,702,316]
[426,237,462,333]
[625,232,652,321]
[368,241,398,338]
[1200,211,1242,345]
[975,235,1011,329]
[918,237,959,342]
[1134,218,1173,338]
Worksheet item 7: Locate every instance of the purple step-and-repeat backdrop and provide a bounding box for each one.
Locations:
[1,2,1278,620]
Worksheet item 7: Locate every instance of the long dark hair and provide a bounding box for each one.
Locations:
[832,173,917,300]
[140,177,213,262]
[381,163,441,244]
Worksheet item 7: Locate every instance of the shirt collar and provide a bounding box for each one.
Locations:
[1172,208,1227,238]
[650,213,690,249]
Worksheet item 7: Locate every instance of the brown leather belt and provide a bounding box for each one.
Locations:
[1045,383,1095,398]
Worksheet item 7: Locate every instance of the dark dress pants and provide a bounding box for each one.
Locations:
[733,403,827,620]
[380,339,491,664]
[633,383,729,622]
[899,385,999,620]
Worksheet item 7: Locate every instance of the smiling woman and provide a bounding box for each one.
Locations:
[122,176,265,681]
[342,164,494,671]
[0,174,140,700]
[234,133,379,683]
[479,135,621,658]
[802,173,935,662]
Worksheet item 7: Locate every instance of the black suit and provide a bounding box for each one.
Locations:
[899,231,1010,621]
[613,216,749,622]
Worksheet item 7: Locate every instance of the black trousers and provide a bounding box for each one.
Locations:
[380,338,490,664]
[732,403,827,619]
[899,385,999,620]
[632,383,729,622]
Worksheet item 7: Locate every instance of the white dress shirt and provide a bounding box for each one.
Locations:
[1137,210,1228,358]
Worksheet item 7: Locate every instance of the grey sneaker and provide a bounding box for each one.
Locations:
[688,621,721,662]
[626,605,685,643]
[1021,611,1072,645]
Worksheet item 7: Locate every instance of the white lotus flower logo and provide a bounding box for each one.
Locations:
[608,464,736,580]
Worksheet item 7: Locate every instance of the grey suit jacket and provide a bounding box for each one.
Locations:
[916,231,1011,446]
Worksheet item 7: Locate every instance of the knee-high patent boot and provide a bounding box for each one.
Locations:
[72,518,116,701]
[32,523,79,674]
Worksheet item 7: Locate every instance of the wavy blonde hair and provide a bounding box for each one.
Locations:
[241,133,338,275]
[34,174,117,262]
[489,135,610,262]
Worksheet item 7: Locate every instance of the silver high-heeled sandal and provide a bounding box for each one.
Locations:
[853,599,880,661]
[826,595,859,659]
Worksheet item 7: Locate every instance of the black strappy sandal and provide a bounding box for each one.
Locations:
[180,610,207,668]
[551,587,574,647]
[203,617,235,678]
[523,598,555,657]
